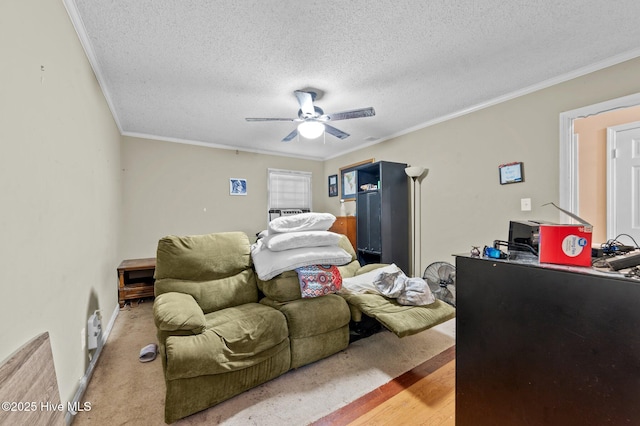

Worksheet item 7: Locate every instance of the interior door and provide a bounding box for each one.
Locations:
[607,121,640,243]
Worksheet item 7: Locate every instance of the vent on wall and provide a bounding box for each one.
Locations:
[87,311,102,351]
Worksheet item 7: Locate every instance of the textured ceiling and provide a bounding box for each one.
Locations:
[65,0,640,160]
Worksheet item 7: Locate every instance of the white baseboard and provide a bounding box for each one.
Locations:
[65,303,119,425]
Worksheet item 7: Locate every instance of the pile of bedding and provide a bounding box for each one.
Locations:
[251,213,352,297]
[340,263,436,306]
[339,264,455,337]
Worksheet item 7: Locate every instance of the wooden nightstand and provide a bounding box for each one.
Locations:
[117,258,156,308]
[329,216,356,249]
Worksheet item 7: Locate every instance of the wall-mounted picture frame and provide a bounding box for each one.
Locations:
[328,174,338,197]
[339,158,374,200]
[499,162,524,185]
[230,178,247,195]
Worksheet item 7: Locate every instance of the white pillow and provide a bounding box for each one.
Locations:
[251,241,352,281]
[263,231,342,252]
[268,212,336,234]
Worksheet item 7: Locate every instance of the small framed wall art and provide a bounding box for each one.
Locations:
[230,178,247,195]
[328,174,338,197]
[499,162,524,185]
[339,158,374,200]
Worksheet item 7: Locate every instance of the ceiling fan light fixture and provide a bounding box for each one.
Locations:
[298,121,325,139]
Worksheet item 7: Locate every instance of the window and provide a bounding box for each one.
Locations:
[268,168,312,211]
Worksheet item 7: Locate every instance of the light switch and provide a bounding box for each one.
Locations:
[521,198,532,211]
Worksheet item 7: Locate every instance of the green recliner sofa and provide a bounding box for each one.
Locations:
[153,231,455,423]
[153,231,351,423]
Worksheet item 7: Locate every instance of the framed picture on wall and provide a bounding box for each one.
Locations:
[328,174,338,197]
[339,158,374,200]
[230,178,247,195]
[499,162,524,185]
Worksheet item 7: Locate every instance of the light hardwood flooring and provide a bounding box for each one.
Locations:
[312,346,455,426]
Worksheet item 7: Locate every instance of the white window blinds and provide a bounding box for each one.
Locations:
[268,168,312,210]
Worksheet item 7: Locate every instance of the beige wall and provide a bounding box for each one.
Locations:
[574,105,640,242]
[322,58,640,272]
[120,137,324,258]
[3,0,640,411]
[122,56,640,276]
[0,0,121,405]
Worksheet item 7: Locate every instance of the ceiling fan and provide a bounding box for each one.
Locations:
[245,90,375,142]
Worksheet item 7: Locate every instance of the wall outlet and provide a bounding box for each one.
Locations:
[521,198,532,211]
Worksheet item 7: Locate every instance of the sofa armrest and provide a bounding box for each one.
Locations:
[154,292,206,334]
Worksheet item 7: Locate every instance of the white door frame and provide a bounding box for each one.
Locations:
[607,121,640,240]
[559,92,640,219]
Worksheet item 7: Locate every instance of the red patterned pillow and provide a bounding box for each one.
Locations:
[295,265,342,298]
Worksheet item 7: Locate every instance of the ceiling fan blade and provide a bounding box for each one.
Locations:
[294,90,316,117]
[324,124,350,140]
[282,128,298,142]
[326,107,375,121]
[245,117,297,122]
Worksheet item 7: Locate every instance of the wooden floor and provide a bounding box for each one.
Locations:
[312,346,455,426]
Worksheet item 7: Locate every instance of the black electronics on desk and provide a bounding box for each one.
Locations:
[507,220,554,254]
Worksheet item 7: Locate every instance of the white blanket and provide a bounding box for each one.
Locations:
[261,230,341,252]
[267,212,335,234]
[251,239,352,281]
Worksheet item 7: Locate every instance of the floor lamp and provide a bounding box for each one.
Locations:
[405,166,427,277]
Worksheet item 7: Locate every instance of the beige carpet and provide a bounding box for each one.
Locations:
[72,299,455,425]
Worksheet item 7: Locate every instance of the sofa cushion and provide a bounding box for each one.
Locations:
[164,303,289,380]
[337,235,358,261]
[154,292,206,334]
[337,259,361,279]
[260,294,350,339]
[340,294,456,338]
[156,232,252,281]
[256,270,300,302]
[258,260,361,302]
[155,269,258,314]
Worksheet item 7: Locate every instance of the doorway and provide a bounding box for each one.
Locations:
[559,92,640,243]
[607,121,640,243]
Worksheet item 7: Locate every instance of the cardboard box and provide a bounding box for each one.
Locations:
[538,203,593,267]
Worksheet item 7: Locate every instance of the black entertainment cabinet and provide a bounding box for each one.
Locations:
[355,161,409,274]
[455,255,640,425]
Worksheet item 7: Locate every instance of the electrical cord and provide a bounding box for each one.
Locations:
[600,233,640,255]
[492,240,538,256]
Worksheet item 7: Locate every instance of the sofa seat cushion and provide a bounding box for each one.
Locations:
[165,303,289,380]
[260,294,350,339]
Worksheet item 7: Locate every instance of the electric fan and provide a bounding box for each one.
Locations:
[423,261,456,307]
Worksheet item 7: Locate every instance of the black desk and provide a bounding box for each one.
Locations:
[455,255,640,425]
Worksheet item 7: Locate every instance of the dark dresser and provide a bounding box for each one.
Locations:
[456,255,640,425]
